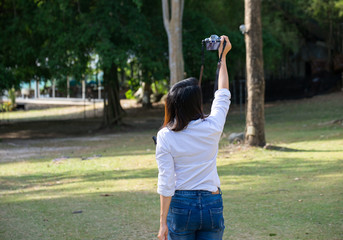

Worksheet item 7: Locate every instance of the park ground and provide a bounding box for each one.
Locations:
[0,92,343,240]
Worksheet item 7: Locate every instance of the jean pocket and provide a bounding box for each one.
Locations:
[169,207,192,233]
[209,207,225,230]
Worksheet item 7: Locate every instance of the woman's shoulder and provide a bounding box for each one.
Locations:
[157,127,173,139]
[156,127,174,150]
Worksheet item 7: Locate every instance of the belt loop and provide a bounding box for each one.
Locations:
[219,188,222,195]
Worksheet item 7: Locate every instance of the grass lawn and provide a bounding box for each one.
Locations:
[0,92,343,239]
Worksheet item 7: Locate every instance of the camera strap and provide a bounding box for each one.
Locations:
[198,40,227,94]
[198,41,205,87]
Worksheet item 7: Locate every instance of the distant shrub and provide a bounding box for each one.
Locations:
[125,89,136,99]
[1,102,13,112]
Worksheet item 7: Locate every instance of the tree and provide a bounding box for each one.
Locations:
[87,0,151,126]
[0,0,50,92]
[162,0,185,86]
[36,1,90,85]
[53,0,149,126]
[244,0,266,147]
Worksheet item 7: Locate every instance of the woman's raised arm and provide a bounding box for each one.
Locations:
[218,35,232,90]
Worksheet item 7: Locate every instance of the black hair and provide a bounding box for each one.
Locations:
[163,77,204,131]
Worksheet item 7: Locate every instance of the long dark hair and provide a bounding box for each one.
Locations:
[163,77,204,131]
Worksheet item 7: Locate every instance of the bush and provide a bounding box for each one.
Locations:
[1,102,13,112]
[125,89,136,99]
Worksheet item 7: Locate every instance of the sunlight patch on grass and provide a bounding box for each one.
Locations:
[1,103,103,122]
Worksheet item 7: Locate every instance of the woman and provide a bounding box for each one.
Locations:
[156,35,232,240]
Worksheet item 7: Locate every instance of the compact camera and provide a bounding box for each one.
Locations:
[203,35,221,51]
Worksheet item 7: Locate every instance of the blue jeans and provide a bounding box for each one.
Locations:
[167,189,225,240]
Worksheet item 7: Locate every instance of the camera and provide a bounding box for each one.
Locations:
[203,35,221,51]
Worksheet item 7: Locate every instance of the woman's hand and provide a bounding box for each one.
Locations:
[157,223,168,240]
[218,35,232,58]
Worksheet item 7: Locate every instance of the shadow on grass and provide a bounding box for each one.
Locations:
[2,156,342,195]
[264,145,343,152]
[0,190,159,240]
[0,135,157,164]
[0,118,162,140]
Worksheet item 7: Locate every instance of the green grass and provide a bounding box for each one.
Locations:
[1,92,343,239]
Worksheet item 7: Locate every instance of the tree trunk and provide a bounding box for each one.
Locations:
[244,0,266,147]
[162,0,184,87]
[142,82,152,108]
[102,63,124,127]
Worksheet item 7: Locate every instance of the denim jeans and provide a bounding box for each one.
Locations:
[167,189,225,240]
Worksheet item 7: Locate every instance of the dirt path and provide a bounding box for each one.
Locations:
[0,99,165,138]
[0,101,165,162]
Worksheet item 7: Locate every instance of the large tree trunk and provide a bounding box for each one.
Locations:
[244,0,266,147]
[102,63,124,127]
[162,0,184,87]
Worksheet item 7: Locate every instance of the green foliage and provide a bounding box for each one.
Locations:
[0,101,13,112]
[137,0,168,84]
[261,2,303,73]
[152,79,169,95]
[307,0,339,22]
[125,89,136,99]
[84,0,148,71]
[126,77,141,92]
[0,88,16,112]
[336,0,343,16]
[1,0,342,95]
[262,31,283,71]
[224,30,245,79]
[0,66,18,90]
[55,77,68,96]
[182,8,220,81]
[185,0,244,30]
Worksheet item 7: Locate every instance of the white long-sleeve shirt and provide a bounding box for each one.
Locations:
[156,89,231,197]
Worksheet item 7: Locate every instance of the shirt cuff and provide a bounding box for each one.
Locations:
[157,188,175,197]
[214,88,231,99]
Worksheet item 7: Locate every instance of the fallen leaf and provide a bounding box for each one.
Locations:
[72,210,83,214]
[100,194,113,197]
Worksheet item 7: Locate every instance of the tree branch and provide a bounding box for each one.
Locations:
[162,0,170,33]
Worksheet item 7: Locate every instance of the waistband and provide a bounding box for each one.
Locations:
[174,188,222,196]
